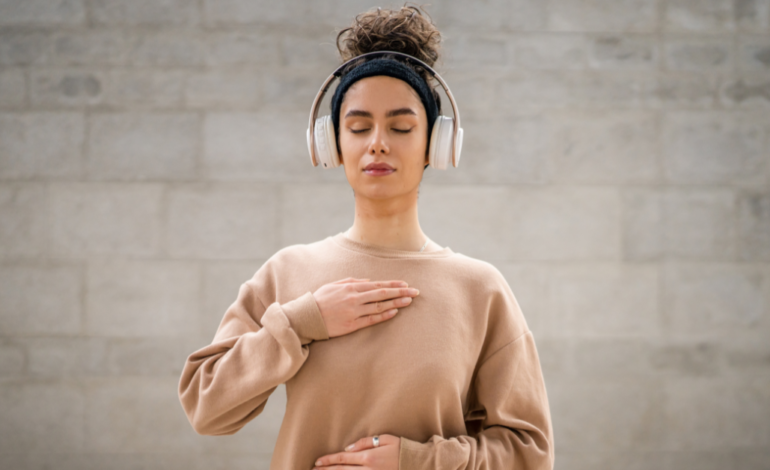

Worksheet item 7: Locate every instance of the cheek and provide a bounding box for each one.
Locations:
[403,131,429,159]
[338,131,362,156]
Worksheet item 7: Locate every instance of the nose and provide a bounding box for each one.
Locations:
[368,126,389,155]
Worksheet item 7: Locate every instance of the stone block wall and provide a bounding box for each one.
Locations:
[0,0,768,468]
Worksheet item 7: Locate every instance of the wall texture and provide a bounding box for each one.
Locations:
[1,0,769,469]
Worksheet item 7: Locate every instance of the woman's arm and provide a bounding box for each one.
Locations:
[178,275,329,436]
[398,330,555,470]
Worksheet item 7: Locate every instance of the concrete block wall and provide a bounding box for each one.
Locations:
[0,0,768,468]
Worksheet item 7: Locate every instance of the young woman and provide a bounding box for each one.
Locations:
[178,6,554,470]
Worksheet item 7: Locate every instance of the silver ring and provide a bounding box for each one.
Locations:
[372,436,379,447]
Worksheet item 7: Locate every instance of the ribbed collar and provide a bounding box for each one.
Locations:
[330,232,455,259]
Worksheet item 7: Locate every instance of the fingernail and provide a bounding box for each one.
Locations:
[410,288,419,295]
[399,282,407,286]
[316,460,322,466]
[345,443,355,451]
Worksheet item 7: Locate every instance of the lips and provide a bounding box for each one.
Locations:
[364,163,394,171]
[363,163,395,177]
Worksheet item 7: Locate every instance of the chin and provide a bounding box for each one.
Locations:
[354,180,422,201]
[356,185,394,198]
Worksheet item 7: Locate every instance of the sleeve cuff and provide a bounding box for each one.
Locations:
[399,436,431,470]
[280,291,330,345]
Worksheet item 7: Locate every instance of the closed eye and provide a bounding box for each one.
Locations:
[349,127,413,134]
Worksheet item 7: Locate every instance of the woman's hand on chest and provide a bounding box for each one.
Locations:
[314,277,420,338]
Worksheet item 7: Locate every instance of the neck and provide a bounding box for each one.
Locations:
[345,190,432,252]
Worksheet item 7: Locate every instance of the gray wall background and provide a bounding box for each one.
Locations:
[1,0,769,469]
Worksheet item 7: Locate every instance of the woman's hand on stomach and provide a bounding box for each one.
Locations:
[313,433,400,470]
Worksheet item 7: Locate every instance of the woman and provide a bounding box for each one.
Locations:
[178,6,554,469]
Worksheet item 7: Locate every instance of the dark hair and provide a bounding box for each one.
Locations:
[335,4,443,115]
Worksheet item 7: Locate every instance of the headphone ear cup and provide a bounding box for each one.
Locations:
[428,116,454,170]
[454,126,463,167]
[314,115,341,169]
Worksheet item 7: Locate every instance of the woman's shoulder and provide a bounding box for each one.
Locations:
[245,236,337,304]
[248,235,335,280]
[443,252,509,285]
[445,253,529,343]
[263,235,336,266]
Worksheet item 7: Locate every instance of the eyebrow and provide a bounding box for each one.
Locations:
[344,107,418,119]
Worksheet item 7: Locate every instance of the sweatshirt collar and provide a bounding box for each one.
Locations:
[331,232,455,259]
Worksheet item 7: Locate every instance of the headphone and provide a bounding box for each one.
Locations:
[306,50,463,170]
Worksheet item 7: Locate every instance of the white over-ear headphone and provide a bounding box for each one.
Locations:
[306,51,463,170]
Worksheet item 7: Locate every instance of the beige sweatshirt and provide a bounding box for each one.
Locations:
[178,232,555,469]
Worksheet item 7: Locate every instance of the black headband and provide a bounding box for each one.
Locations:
[331,58,439,143]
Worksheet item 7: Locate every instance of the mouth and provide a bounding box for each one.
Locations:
[363,163,395,176]
[363,168,395,176]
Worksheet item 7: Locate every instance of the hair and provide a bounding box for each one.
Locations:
[335,4,443,115]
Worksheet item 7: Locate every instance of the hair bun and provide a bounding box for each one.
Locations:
[336,5,441,68]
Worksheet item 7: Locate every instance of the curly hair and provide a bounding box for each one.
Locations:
[335,4,443,113]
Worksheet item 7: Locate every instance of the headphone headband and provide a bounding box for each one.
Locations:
[307,51,462,168]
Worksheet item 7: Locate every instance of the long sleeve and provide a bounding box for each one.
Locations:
[177,273,330,436]
[398,330,555,470]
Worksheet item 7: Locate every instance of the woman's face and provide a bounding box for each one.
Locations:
[338,75,429,201]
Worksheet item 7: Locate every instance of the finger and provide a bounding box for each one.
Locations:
[344,435,376,452]
[356,285,418,304]
[362,296,412,316]
[357,290,418,315]
[345,434,398,452]
[354,308,398,328]
[350,280,409,292]
[332,277,370,284]
[314,450,368,467]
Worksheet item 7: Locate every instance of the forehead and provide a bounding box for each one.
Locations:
[340,76,424,114]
